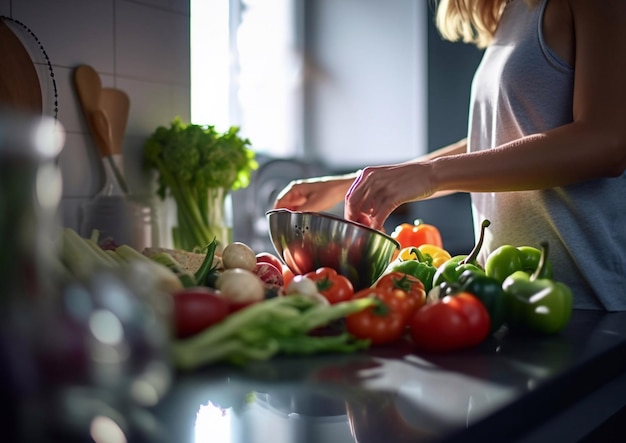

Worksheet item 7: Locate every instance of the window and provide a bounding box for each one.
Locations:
[191,1,427,167]
[191,0,302,157]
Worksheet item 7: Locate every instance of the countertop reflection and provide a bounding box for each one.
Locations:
[151,310,626,443]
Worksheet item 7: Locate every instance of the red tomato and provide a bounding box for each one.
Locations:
[256,252,284,272]
[304,267,354,304]
[391,219,443,249]
[346,287,415,345]
[254,262,285,286]
[172,287,230,338]
[376,272,426,315]
[408,293,490,352]
[451,293,491,345]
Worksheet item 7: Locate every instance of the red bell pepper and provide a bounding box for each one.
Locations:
[391,219,444,249]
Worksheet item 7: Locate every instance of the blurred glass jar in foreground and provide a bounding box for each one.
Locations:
[0,110,66,439]
[0,111,172,442]
[0,110,64,305]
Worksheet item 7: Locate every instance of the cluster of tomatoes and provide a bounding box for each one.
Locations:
[284,265,490,352]
[271,219,490,352]
[284,266,427,345]
[310,219,489,352]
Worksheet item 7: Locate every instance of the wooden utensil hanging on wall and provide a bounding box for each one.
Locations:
[74,64,130,194]
[100,88,130,158]
[0,18,42,114]
[73,64,150,249]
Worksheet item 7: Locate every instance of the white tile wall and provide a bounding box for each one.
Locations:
[116,1,189,83]
[1,0,190,246]
[14,0,116,71]
[169,0,189,15]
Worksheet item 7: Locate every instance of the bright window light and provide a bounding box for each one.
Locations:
[194,402,232,443]
[191,0,231,131]
[191,0,301,157]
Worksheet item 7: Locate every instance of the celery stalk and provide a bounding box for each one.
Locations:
[84,238,118,266]
[149,251,196,288]
[104,249,124,264]
[170,295,376,370]
[115,244,184,294]
[60,228,116,279]
[276,333,370,355]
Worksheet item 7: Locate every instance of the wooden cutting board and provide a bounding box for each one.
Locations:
[0,18,42,114]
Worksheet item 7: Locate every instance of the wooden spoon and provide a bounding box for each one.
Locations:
[74,65,109,157]
[100,88,130,157]
[74,65,128,194]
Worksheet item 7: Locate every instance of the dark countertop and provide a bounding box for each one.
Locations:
[149,309,626,443]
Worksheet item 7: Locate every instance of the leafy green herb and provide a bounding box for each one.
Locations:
[144,117,258,251]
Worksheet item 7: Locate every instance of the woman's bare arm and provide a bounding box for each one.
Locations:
[345,1,626,229]
[273,139,468,212]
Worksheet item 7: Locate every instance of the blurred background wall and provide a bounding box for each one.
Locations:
[1,0,482,255]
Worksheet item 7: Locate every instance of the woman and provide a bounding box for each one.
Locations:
[273,0,626,310]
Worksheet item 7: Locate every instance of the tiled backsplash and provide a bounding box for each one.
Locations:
[1,0,190,246]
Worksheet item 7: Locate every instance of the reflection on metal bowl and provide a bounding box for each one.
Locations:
[266,209,400,290]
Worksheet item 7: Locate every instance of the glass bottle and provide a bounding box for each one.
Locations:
[0,110,65,440]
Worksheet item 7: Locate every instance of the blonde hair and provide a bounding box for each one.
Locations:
[435,0,539,48]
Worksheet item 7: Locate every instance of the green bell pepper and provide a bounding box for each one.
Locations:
[386,248,437,293]
[433,219,490,286]
[458,269,506,333]
[502,242,572,335]
[485,244,553,284]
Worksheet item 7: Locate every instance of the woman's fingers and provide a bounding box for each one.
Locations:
[274,190,307,210]
[344,169,392,230]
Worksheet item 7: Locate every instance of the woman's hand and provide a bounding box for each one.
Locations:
[273,175,356,212]
[344,163,436,230]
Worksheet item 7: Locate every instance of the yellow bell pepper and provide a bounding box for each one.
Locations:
[398,244,451,268]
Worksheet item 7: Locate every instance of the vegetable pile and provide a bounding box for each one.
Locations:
[56,213,575,371]
[55,230,377,370]
[376,218,573,352]
[144,117,258,252]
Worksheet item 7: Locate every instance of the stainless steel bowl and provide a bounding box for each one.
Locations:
[266,209,400,290]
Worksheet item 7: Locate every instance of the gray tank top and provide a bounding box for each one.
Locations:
[468,0,626,310]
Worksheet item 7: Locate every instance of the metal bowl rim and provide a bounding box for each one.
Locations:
[266,209,400,249]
